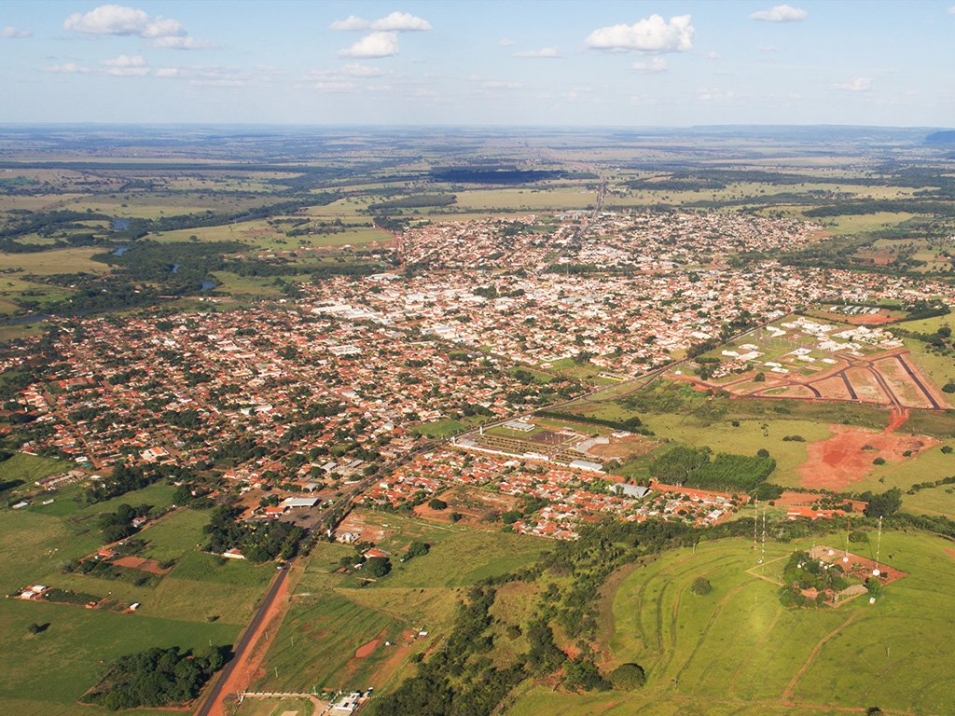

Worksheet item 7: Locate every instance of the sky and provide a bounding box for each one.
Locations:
[0,1,953,127]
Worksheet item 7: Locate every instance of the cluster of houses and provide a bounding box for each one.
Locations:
[3,208,954,541]
[363,448,742,540]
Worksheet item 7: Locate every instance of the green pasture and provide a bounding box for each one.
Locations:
[0,598,238,716]
[169,550,275,587]
[254,513,546,695]
[138,508,210,562]
[903,479,955,518]
[0,477,276,715]
[0,452,68,487]
[643,415,830,488]
[895,314,955,335]
[822,211,917,235]
[0,192,90,212]
[234,697,316,716]
[411,418,466,438]
[452,187,597,212]
[0,248,110,276]
[509,532,955,716]
[851,441,955,499]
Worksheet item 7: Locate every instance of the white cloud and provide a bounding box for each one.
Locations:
[333,11,431,32]
[757,44,777,52]
[497,38,516,47]
[329,15,370,31]
[340,63,384,77]
[514,47,560,58]
[483,80,523,89]
[949,4,955,13]
[151,65,250,86]
[45,62,90,73]
[585,14,694,53]
[302,64,384,89]
[64,4,184,37]
[749,5,807,22]
[834,76,872,92]
[696,87,734,102]
[704,51,719,60]
[149,36,214,50]
[632,57,667,72]
[371,11,431,32]
[2,26,32,38]
[338,31,400,58]
[101,54,149,76]
[313,80,356,91]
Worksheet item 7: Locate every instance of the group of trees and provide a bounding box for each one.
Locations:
[533,409,648,435]
[98,503,152,543]
[649,445,776,493]
[203,505,304,562]
[83,645,229,711]
[85,462,162,504]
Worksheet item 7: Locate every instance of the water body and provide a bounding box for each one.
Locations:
[171,263,180,274]
[200,280,215,291]
[113,246,129,257]
[112,218,130,231]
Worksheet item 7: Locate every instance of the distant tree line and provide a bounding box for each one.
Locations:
[368,194,456,211]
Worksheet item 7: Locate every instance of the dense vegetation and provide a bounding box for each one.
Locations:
[83,645,229,711]
[533,409,647,434]
[204,505,304,562]
[649,446,776,492]
[431,168,563,184]
[86,462,163,504]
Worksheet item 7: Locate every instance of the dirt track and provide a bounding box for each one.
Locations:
[195,565,293,716]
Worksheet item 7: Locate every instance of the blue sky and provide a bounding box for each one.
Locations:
[1,1,953,126]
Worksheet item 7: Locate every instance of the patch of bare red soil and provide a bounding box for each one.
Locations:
[112,556,171,574]
[799,424,936,491]
[355,636,382,659]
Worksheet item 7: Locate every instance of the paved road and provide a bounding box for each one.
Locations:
[193,562,290,716]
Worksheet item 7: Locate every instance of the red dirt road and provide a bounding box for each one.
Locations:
[195,566,293,716]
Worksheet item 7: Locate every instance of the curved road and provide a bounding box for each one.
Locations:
[193,562,291,716]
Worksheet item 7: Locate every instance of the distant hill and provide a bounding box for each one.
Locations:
[925,130,955,145]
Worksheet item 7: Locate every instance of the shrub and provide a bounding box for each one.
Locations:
[610,663,646,690]
[690,576,713,595]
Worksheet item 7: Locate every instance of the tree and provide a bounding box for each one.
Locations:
[690,576,713,595]
[404,541,430,560]
[363,556,391,578]
[428,498,447,510]
[864,488,902,518]
[610,663,646,690]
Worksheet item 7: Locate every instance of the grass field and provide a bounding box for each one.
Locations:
[411,417,467,438]
[0,452,70,487]
[644,415,830,488]
[508,532,955,716]
[0,481,275,716]
[234,697,316,716]
[253,511,546,696]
